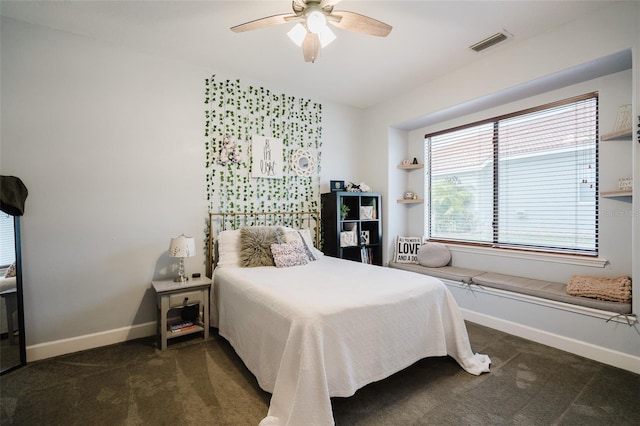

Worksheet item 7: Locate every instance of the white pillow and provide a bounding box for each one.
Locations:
[282,227,322,261]
[417,242,451,267]
[216,229,242,267]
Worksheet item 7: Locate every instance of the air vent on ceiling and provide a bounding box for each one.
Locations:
[470,31,509,52]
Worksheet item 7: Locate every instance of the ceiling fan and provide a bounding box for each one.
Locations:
[231,0,392,63]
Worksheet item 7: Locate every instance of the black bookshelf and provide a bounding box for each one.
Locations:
[321,191,382,266]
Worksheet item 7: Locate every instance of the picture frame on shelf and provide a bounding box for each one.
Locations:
[360,230,370,245]
[340,229,358,247]
[612,104,631,133]
[360,206,374,220]
[331,180,345,192]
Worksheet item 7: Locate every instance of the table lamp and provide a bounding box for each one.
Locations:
[168,234,196,282]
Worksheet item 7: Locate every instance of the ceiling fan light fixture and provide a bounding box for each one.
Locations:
[306,10,327,34]
[231,2,392,63]
[318,26,336,48]
[287,23,307,46]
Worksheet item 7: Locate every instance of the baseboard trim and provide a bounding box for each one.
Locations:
[26,321,157,362]
[25,313,640,375]
[461,308,640,375]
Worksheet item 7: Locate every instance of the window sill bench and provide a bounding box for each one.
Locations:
[388,262,633,319]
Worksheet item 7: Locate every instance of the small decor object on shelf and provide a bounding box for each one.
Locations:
[340,204,350,220]
[331,180,345,192]
[360,246,373,264]
[360,230,370,245]
[404,191,415,200]
[618,177,633,191]
[340,229,358,247]
[412,157,419,165]
[346,182,371,192]
[612,104,632,133]
[401,159,411,166]
[169,234,196,282]
[360,206,374,219]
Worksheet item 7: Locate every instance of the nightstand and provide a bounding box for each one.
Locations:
[152,277,211,350]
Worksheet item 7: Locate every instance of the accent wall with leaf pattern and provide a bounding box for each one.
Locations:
[204,76,323,215]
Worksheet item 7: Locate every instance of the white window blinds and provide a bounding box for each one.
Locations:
[0,212,16,267]
[426,93,598,255]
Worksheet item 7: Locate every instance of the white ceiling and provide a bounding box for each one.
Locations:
[0,0,618,109]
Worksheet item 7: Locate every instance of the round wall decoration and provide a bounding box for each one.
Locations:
[290,149,317,177]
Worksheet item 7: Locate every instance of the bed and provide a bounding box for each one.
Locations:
[208,212,490,426]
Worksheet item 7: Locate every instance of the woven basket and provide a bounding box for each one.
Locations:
[567,275,632,303]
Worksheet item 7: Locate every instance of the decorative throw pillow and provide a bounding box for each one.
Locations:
[240,226,285,267]
[271,242,310,268]
[394,236,423,263]
[567,275,632,303]
[417,242,451,267]
[283,228,319,261]
[4,262,16,278]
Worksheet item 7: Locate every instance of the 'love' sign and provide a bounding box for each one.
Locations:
[394,236,423,263]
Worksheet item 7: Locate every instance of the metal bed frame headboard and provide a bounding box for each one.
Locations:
[207,210,321,276]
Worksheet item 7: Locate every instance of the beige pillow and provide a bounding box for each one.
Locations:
[417,242,451,268]
[240,226,285,267]
[567,275,632,303]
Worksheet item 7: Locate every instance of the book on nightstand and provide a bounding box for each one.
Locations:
[169,321,194,333]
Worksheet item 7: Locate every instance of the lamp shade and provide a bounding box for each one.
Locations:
[287,23,306,46]
[168,235,196,258]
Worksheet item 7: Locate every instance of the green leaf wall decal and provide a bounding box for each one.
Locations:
[204,75,322,218]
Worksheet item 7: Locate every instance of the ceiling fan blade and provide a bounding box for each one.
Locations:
[231,13,296,33]
[329,10,392,37]
[302,32,320,63]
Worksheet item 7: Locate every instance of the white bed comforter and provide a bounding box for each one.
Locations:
[214,256,490,426]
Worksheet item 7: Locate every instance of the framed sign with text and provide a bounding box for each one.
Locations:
[251,135,283,179]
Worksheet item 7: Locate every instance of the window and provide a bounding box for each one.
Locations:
[425,93,598,255]
[1,212,16,267]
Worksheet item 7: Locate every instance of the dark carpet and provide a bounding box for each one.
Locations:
[1,322,638,425]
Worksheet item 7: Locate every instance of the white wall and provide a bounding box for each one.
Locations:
[0,16,362,358]
[320,103,364,192]
[362,1,640,369]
